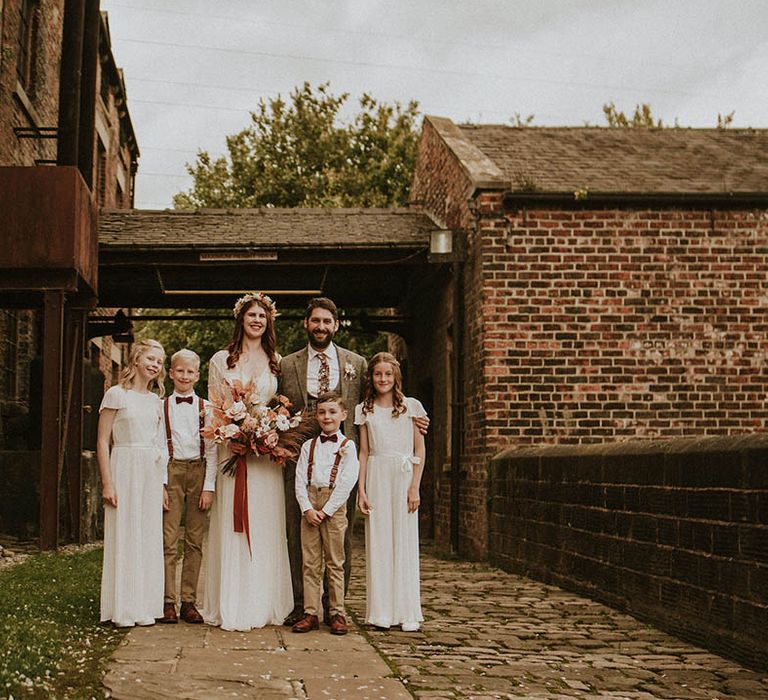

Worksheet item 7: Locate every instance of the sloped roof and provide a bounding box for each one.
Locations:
[99,208,436,248]
[427,116,768,194]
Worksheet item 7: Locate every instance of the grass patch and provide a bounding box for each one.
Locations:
[0,548,126,699]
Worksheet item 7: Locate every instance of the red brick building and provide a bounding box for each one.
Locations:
[410,116,768,560]
[0,1,138,545]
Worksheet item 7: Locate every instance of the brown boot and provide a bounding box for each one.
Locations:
[329,614,348,635]
[180,602,204,624]
[291,614,319,633]
[158,603,178,624]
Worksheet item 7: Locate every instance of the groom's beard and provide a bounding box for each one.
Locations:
[308,329,334,350]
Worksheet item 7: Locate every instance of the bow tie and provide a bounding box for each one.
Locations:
[175,396,194,404]
[319,433,338,443]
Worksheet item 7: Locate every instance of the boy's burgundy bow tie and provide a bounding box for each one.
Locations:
[175,396,194,404]
[319,433,338,443]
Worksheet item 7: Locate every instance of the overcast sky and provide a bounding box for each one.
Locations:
[100,0,768,210]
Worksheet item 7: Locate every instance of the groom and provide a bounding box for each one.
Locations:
[280,297,367,626]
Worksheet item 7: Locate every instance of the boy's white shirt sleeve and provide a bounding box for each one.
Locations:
[322,440,359,517]
[294,440,313,514]
[203,400,218,492]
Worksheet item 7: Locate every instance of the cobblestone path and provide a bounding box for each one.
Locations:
[346,541,768,700]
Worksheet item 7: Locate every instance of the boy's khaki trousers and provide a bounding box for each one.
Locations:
[301,485,348,617]
[163,458,208,604]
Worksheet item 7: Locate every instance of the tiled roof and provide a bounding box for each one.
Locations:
[99,208,437,248]
[428,117,768,194]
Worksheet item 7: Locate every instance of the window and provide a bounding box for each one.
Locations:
[16,0,40,94]
[96,140,107,207]
[99,61,110,107]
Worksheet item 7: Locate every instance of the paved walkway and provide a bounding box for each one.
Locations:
[103,536,768,699]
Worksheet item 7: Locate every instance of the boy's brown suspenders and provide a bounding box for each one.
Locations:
[164,396,205,460]
[306,436,349,488]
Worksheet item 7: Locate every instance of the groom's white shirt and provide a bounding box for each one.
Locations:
[306,342,340,397]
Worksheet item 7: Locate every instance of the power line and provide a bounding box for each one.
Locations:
[140,172,190,178]
[111,35,700,97]
[105,0,716,73]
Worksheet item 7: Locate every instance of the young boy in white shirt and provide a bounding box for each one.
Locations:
[158,348,218,624]
[293,392,359,635]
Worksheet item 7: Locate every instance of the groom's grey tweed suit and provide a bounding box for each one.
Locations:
[279,345,367,611]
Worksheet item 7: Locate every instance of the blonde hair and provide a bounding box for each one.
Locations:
[362,352,406,417]
[171,348,200,369]
[120,339,166,396]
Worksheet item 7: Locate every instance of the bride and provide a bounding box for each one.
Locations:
[203,292,293,630]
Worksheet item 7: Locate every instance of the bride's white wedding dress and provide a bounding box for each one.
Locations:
[203,350,293,631]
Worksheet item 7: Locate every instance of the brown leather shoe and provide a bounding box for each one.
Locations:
[158,603,178,624]
[283,605,305,627]
[291,614,319,633]
[180,602,203,624]
[329,614,348,635]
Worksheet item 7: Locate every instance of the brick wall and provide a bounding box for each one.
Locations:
[495,206,768,441]
[441,204,768,559]
[489,436,768,671]
[0,0,64,165]
[411,118,482,553]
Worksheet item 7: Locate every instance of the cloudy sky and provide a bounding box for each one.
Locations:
[99,0,768,209]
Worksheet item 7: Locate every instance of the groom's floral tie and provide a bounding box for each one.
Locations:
[318,352,330,394]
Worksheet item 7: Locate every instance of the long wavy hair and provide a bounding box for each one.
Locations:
[226,298,280,375]
[362,352,406,417]
[119,338,166,396]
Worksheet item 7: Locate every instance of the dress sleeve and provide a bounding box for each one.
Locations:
[99,385,126,412]
[405,397,427,419]
[353,403,367,426]
[207,351,226,403]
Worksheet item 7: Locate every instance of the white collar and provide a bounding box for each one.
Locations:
[308,342,337,360]
[170,391,196,399]
[319,429,344,442]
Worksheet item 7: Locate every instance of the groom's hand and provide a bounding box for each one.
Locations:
[414,415,430,435]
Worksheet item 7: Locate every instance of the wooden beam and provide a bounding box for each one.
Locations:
[40,291,65,550]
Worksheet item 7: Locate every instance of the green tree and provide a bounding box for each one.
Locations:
[603,102,665,128]
[602,102,735,129]
[173,82,420,209]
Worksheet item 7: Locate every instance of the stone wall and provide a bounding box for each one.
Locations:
[489,435,768,670]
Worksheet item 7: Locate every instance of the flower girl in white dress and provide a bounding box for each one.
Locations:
[356,352,426,632]
[97,338,166,627]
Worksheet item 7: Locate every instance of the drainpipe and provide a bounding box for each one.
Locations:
[57,0,85,167]
[77,0,100,189]
[450,233,465,555]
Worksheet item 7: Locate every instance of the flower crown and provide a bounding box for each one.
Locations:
[233,292,277,320]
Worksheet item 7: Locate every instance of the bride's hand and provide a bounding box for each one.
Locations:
[358,491,372,515]
[230,442,247,456]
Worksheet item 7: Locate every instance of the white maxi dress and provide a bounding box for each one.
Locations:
[203,350,293,631]
[355,397,426,628]
[99,385,165,626]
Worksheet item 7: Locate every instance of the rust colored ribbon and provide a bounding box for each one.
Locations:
[232,454,251,555]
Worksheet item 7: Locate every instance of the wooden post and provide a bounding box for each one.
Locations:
[40,291,65,550]
[63,311,85,542]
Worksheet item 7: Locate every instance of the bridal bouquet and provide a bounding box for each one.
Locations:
[205,378,316,474]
